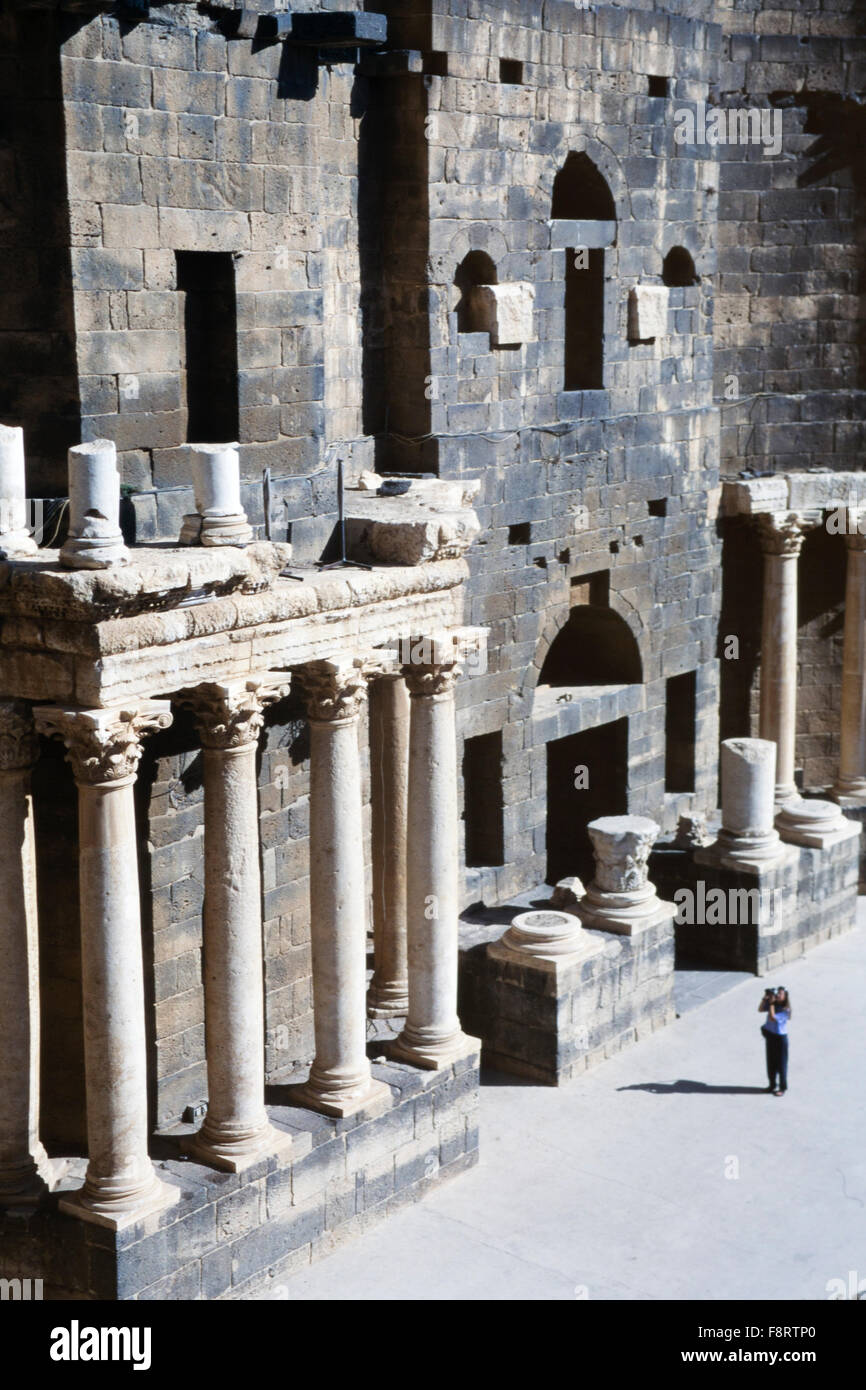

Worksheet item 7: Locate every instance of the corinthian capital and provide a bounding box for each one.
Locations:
[298,659,368,723]
[34,702,173,785]
[176,673,291,750]
[753,510,815,556]
[0,699,38,772]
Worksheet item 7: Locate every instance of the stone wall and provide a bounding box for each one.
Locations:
[714,1,866,795]
[367,3,727,903]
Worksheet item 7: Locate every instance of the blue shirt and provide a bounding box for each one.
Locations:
[764,1009,790,1036]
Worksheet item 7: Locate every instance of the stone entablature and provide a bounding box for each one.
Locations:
[0,550,473,706]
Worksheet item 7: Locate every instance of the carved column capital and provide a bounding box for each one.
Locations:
[176,674,290,750]
[34,702,173,785]
[298,660,368,723]
[0,699,39,772]
[753,510,814,556]
[399,628,487,698]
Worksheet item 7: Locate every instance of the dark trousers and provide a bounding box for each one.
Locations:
[765,1032,789,1091]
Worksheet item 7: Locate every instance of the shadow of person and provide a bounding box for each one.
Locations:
[617,1079,769,1096]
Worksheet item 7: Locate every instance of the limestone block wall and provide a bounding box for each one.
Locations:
[715,1,866,477]
[368,3,726,901]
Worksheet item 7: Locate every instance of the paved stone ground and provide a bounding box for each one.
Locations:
[265,908,866,1301]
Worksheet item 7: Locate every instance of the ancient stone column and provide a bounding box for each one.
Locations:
[0,701,51,1203]
[711,737,787,869]
[578,815,665,935]
[60,439,129,570]
[0,423,36,557]
[834,520,866,802]
[391,643,478,1069]
[177,675,292,1171]
[180,444,253,546]
[34,702,178,1229]
[367,674,410,1018]
[296,661,390,1117]
[755,511,810,806]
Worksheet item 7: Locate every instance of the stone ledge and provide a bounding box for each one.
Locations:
[0,1056,480,1300]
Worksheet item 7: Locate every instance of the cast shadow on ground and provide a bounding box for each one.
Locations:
[618,1080,769,1095]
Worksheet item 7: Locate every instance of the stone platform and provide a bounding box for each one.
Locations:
[459,908,675,1086]
[0,1053,478,1300]
[651,827,860,976]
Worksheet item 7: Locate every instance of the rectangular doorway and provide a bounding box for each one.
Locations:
[546,718,628,885]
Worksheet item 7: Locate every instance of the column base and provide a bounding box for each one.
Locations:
[0,530,37,559]
[59,535,129,570]
[293,1073,392,1119]
[366,979,409,1019]
[774,784,800,810]
[59,1172,179,1232]
[389,1029,480,1072]
[695,829,794,874]
[183,1121,293,1174]
[832,783,866,807]
[776,798,856,850]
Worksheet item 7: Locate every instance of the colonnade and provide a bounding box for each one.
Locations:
[0,637,477,1228]
[752,509,866,807]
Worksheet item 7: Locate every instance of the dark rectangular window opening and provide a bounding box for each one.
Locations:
[648,75,669,98]
[176,251,240,444]
[648,498,668,517]
[499,59,523,84]
[508,522,531,545]
[570,569,609,608]
[423,51,448,76]
[665,670,697,793]
[564,246,604,390]
[463,731,505,868]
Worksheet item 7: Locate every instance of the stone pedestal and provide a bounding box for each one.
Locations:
[776,798,855,850]
[391,650,479,1070]
[367,674,410,1018]
[834,524,866,803]
[578,815,673,936]
[500,908,587,962]
[182,444,253,547]
[178,676,293,1172]
[755,511,811,806]
[0,702,51,1204]
[698,738,791,871]
[34,703,178,1229]
[0,424,36,558]
[60,440,129,571]
[296,662,390,1118]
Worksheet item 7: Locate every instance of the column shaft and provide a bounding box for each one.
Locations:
[756,514,808,806]
[179,675,292,1171]
[35,702,178,1229]
[295,660,388,1118]
[77,779,158,1210]
[835,534,866,799]
[0,705,50,1201]
[392,662,477,1070]
[368,676,410,1018]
